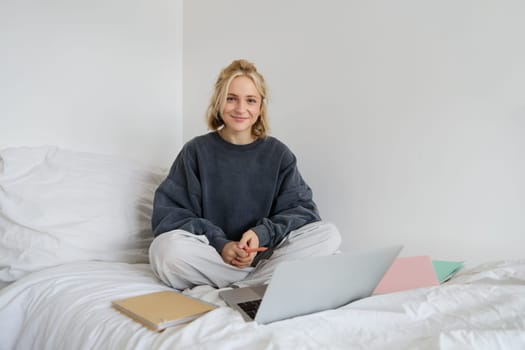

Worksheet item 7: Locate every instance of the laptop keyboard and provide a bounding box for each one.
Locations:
[238,299,262,319]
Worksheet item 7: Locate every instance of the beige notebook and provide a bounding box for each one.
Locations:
[112,290,217,331]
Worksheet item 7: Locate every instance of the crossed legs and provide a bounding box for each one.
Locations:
[149,221,342,290]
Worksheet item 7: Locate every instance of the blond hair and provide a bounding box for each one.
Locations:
[206,59,269,138]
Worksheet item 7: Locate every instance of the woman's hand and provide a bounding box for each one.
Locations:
[220,230,260,268]
[238,229,260,252]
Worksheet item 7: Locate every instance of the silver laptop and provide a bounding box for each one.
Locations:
[219,245,403,324]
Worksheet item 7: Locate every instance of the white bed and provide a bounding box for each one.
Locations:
[1,146,524,350]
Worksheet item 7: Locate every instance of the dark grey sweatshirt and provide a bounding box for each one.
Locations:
[151,132,321,253]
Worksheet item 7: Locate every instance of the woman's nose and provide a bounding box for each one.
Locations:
[234,100,245,112]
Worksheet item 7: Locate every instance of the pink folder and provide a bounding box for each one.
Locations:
[373,256,439,294]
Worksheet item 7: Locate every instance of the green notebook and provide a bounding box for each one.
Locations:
[432,260,464,283]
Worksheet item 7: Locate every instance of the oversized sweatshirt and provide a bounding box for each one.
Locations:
[151,132,321,253]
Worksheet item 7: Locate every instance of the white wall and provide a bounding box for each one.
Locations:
[0,0,183,168]
[183,1,525,262]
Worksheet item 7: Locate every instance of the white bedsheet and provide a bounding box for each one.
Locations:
[0,260,524,350]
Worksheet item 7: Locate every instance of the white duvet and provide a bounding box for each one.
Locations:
[0,260,524,350]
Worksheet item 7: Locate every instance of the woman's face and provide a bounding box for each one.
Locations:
[220,76,262,141]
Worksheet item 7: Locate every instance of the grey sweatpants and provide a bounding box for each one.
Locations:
[149,221,342,290]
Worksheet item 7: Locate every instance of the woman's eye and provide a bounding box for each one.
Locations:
[247,98,257,104]
[226,96,236,102]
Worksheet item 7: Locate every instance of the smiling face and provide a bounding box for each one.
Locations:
[219,76,262,144]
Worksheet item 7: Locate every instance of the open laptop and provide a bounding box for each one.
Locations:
[219,245,403,324]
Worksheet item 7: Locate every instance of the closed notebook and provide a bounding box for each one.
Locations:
[373,256,439,294]
[112,290,216,331]
[432,260,464,283]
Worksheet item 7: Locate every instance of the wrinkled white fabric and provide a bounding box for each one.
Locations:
[0,260,524,350]
[0,146,165,283]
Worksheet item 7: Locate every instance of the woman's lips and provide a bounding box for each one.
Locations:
[232,116,247,122]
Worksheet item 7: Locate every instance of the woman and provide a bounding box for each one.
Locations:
[149,59,341,290]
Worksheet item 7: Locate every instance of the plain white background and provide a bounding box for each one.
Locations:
[1,1,524,262]
[0,0,183,167]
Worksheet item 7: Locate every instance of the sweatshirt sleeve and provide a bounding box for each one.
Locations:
[252,151,321,247]
[151,145,229,253]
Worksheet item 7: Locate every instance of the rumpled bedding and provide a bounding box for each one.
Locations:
[0,260,524,350]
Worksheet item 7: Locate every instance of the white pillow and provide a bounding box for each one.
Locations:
[0,146,166,284]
